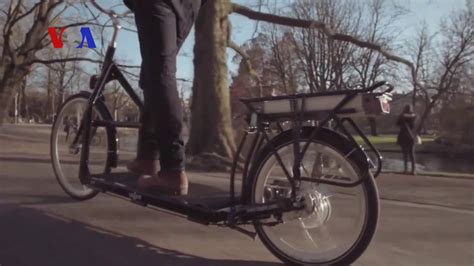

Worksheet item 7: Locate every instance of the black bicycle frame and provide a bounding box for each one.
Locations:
[73,44,306,227]
[236,82,391,203]
[78,45,143,184]
[73,40,387,226]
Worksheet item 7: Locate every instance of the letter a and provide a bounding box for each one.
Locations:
[48,27,66,48]
[77,27,97,49]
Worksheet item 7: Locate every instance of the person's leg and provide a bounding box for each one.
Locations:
[127,0,176,174]
[171,0,202,50]
[126,95,160,175]
[134,0,182,168]
[401,147,408,173]
[132,0,200,194]
[410,145,416,174]
[137,0,201,173]
[155,0,202,172]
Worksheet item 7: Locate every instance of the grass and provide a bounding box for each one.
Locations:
[354,134,435,150]
[383,170,474,179]
[413,171,474,179]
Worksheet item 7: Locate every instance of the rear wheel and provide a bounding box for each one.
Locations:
[50,93,111,200]
[250,129,379,265]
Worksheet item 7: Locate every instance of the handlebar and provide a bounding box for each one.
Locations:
[89,0,132,48]
[362,81,394,94]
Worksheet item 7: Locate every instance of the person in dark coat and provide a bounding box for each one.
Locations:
[63,116,71,141]
[123,0,207,195]
[396,104,417,174]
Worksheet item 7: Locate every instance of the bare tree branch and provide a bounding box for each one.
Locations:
[28,57,103,66]
[116,64,140,69]
[177,78,192,83]
[231,3,417,79]
[9,1,41,27]
[228,40,263,96]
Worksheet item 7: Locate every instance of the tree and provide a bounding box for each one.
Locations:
[188,0,426,161]
[266,29,301,94]
[48,45,85,111]
[411,6,473,133]
[229,0,404,135]
[187,1,237,161]
[290,0,361,92]
[229,34,271,132]
[438,94,474,145]
[104,81,131,121]
[352,0,405,136]
[0,0,100,124]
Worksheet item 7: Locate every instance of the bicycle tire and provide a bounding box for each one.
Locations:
[50,92,112,200]
[249,128,379,265]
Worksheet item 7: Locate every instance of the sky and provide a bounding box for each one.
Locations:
[101,0,467,88]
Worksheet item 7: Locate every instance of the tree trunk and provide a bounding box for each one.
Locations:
[187,0,236,159]
[0,0,63,125]
[19,76,29,119]
[0,64,29,124]
[368,117,378,136]
[417,102,435,135]
[0,81,19,124]
[45,66,54,121]
[57,69,66,109]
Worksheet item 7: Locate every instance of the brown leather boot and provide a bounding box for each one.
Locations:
[138,171,188,196]
[126,159,159,175]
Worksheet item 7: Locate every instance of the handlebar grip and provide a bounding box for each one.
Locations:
[362,81,394,93]
[384,84,394,94]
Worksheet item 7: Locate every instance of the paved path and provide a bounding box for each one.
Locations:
[0,124,473,265]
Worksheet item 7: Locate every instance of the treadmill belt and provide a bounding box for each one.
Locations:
[90,172,239,210]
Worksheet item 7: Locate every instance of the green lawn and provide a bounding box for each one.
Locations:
[354,134,435,150]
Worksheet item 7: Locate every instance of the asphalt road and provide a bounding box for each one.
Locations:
[0,124,473,266]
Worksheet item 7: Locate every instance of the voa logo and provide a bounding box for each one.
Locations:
[48,27,97,49]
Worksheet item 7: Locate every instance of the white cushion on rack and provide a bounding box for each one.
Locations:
[262,94,365,115]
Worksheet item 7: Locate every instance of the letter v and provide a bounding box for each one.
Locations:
[48,27,66,48]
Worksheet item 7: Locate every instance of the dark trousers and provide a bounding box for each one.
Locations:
[134,0,201,171]
[401,145,416,173]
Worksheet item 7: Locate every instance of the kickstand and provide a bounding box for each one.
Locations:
[231,226,258,240]
[227,207,258,240]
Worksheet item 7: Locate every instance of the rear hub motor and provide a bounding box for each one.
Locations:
[283,183,332,228]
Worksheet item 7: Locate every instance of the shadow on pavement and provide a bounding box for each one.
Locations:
[0,192,76,205]
[0,133,46,144]
[0,155,108,166]
[0,204,279,266]
[0,155,52,164]
[1,182,231,209]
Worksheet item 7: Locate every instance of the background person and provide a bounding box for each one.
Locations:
[396,104,417,175]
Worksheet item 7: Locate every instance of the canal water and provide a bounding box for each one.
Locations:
[118,130,474,175]
[367,151,474,174]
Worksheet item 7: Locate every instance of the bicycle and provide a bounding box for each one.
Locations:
[50,2,393,265]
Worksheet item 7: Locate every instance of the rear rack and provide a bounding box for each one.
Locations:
[241,89,391,122]
[233,82,393,200]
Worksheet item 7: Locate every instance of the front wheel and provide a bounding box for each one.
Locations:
[250,129,379,265]
[50,93,111,200]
